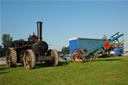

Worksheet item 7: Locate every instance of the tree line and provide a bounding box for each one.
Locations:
[0,34,13,57]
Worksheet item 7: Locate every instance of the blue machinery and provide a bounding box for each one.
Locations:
[71,32,124,63]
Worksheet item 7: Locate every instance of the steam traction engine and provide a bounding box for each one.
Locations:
[6,21,59,70]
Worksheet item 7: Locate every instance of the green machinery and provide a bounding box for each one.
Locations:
[70,32,124,63]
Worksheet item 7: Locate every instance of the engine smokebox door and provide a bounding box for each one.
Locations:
[32,41,48,55]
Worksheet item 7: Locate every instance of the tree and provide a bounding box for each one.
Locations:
[61,46,69,54]
[2,34,13,48]
[2,34,13,56]
[0,45,3,57]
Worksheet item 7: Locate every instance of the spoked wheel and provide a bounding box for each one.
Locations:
[23,49,36,70]
[6,48,17,67]
[71,48,85,63]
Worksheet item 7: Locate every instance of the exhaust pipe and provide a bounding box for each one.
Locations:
[37,21,42,41]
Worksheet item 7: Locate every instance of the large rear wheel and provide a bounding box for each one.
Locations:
[23,49,36,70]
[6,48,17,67]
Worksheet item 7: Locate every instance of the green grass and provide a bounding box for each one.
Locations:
[0,56,128,85]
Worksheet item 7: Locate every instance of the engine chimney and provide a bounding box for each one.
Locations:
[37,21,42,41]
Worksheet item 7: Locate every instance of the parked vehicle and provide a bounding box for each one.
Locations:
[6,21,59,70]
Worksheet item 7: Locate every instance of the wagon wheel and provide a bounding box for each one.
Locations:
[71,48,85,63]
[6,48,17,67]
[23,49,36,70]
[51,49,59,66]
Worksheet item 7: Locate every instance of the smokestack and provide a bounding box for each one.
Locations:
[37,21,42,41]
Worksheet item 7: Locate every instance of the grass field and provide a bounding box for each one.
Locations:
[0,56,128,85]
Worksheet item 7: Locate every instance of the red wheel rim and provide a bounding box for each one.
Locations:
[71,48,85,63]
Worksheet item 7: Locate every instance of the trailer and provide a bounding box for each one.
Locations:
[71,32,124,63]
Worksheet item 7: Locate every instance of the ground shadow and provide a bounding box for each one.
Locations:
[0,64,6,66]
[35,62,70,69]
[58,62,69,66]
[0,72,9,74]
[0,67,8,71]
[0,67,9,74]
[3,62,70,69]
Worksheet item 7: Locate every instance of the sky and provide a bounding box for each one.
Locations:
[1,0,128,51]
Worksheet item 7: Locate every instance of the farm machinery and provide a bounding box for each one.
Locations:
[71,32,124,63]
[6,21,59,70]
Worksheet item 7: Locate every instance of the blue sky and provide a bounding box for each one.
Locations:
[1,0,128,51]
